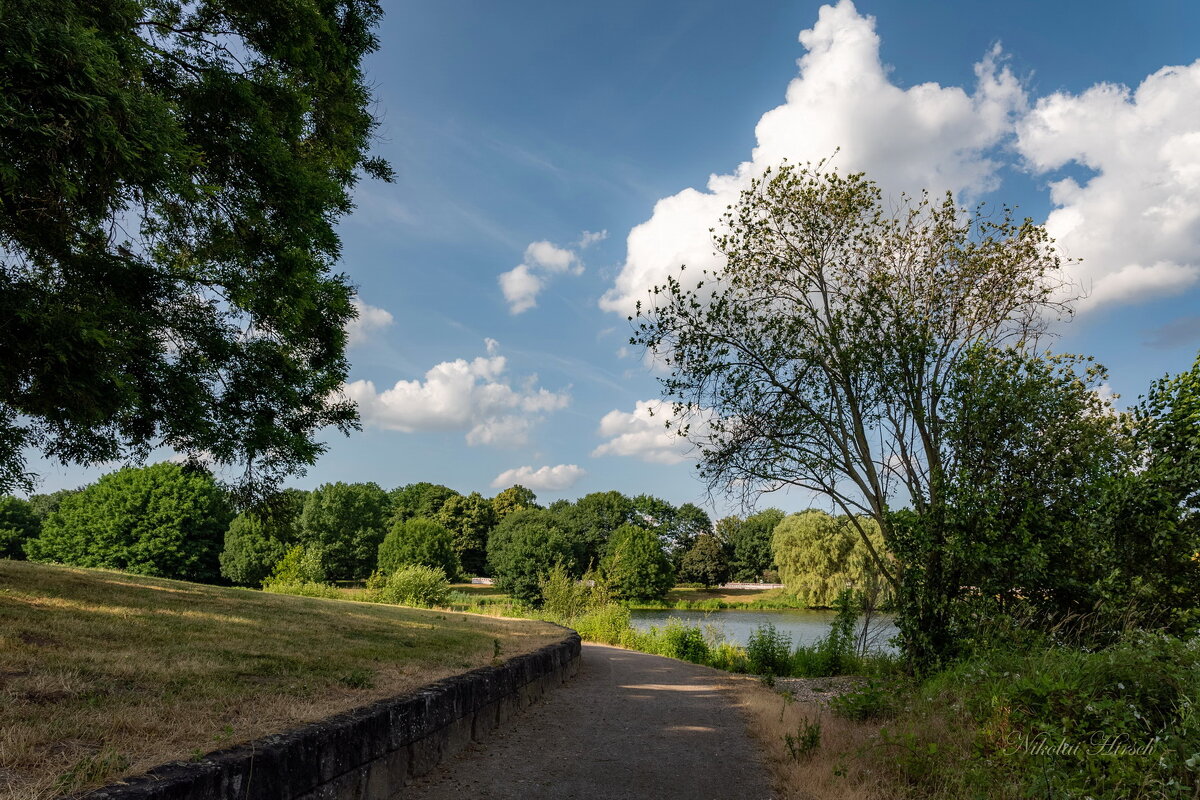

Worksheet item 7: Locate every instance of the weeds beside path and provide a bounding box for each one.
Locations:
[404,643,773,800]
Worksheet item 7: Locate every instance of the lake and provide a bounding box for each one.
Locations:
[630,608,898,651]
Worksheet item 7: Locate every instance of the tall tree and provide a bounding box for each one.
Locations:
[602,524,674,602]
[725,508,784,582]
[492,485,539,519]
[219,488,308,586]
[24,462,231,581]
[299,482,389,581]
[486,508,574,605]
[434,492,496,577]
[389,482,458,525]
[633,162,1072,667]
[679,533,729,588]
[0,0,391,498]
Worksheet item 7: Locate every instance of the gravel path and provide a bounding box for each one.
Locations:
[403,643,774,799]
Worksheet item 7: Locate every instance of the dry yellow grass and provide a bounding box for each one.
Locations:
[0,560,565,799]
[730,677,963,800]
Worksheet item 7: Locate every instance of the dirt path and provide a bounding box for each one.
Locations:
[404,643,773,799]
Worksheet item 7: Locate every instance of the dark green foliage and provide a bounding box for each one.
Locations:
[918,633,1200,798]
[601,524,674,602]
[679,533,729,587]
[830,680,893,721]
[389,483,458,524]
[0,0,391,498]
[724,508,783,582]
[549,490,636,571]
[491,484,539,519]
[434,492,495,576]
[262,543,327,586]
[1099,351,1200,631]
[377,517,459,580]
[374,564,450,608]
[893,348,1125,668]
[631,495,712,566]
[746,622,793,676]
[651,618,710,664]
[27,488,82,523]
[790,589,863,677]
[0,495,38,558]
[299,482,389,581]
[218,489,307,586]
[24,462,231,581]
[486,508,574,604]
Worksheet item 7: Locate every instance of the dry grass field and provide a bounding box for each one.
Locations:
[0,560,564,799]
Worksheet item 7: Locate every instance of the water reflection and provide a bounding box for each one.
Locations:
[630,608,898,651]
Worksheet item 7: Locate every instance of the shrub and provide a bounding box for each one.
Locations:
[746,622,792,676]
[710,642,750,673]
[572,603,634,646]
[24,462,231,582]
[651,618,710,664]
[831,679,893,721]
[262,543,327,586]
[377,516,459,580]
[375,565,451,608]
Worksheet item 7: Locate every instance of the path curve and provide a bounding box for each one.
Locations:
[404,643,773,799]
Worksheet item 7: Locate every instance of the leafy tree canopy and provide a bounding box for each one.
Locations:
[219,488,308,586]
[486,507,573,605]
[492,484,539,519]
[679,533,729,588]
[0,495,39,559]
[299,481,388,581]
[377,516,459,580]
[602,523,675,602]
[0,0,391,499]
[725,508,784,582]
[549,490,636,572]
[772,510,887,607]
[24,461,231,581]
[434,491,496,577]
[389,482,458,524]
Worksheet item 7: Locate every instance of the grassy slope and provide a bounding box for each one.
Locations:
[0,561,564,799]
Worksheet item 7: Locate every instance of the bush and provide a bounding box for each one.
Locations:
[24,462,231,582]
[831,679,893,721]
[571,603,634,646]
[746,622,792,676]
[650,618,710,664]
[262,543,327,587]
[377,516,459,580]
[374,565,451,608]
[710,642,750,673]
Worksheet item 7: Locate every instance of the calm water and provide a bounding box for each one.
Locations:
[630,608,898,651]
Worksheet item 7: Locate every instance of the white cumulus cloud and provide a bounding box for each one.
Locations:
[491,464,587,491]
[346,298,394,346]
[1016,61,1200,308]
[499,231,605,314]
[600,0,1025,317]
[342,340,569,448]
[591,400,710,465]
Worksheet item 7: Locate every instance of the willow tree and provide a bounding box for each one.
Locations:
[0,1,391,499]
[633,162,1073,667]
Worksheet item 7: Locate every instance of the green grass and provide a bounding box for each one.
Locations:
[0,560,564,799]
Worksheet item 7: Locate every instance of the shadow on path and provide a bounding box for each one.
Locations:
[404,643,773,799]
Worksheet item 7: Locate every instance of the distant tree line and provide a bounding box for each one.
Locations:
[2,466,899,607]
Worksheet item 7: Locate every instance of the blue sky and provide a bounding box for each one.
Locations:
[29,1,1200,518]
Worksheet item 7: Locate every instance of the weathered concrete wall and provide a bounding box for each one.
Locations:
[82,632,581,800]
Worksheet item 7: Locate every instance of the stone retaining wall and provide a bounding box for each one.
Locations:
[82,631,581,800]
